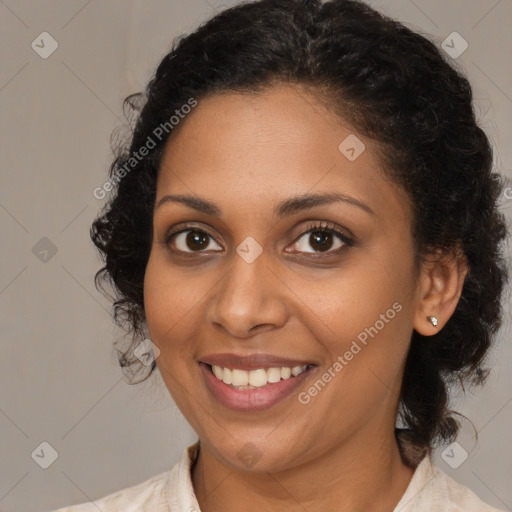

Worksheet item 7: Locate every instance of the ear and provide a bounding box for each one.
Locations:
[413,247,469,336]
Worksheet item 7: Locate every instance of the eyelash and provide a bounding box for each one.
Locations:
[163,221,354,257]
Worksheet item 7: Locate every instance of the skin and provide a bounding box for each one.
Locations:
[143,84,468,512]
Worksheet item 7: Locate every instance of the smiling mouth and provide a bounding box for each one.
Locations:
[206,363,312,390]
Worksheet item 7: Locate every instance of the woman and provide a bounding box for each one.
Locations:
[55,0,509,510]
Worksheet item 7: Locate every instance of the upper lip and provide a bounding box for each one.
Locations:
[200,353,315,370]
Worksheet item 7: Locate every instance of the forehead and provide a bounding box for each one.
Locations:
[156,85,409,226]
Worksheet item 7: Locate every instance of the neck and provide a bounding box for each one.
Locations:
[192,426,417,512]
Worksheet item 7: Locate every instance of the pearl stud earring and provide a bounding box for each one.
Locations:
[427,316,438,327]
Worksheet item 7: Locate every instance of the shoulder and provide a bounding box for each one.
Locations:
[52,470,171,512]
[428,463,504,512]
[50,442,201,512]
[395,454,505,512]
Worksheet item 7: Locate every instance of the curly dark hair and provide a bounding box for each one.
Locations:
[90,0,509,463]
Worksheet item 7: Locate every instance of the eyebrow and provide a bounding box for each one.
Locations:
[155,191,375,218]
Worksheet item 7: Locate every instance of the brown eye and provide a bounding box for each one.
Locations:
[308,230,336,252]
[294,229,343,253]
[287,222,353,255]
[166,229,222,253]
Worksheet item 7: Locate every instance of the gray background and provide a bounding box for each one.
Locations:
[1,1,511,511]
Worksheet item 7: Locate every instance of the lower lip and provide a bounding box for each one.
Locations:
[199,362,314,412]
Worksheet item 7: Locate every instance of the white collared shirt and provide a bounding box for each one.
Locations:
[53,442,504,511]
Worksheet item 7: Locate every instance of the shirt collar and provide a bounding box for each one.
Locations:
[166,441,202,511]
[166,440,432,512]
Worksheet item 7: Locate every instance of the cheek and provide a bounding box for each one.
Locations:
[143,256,170,337]
[143,251,205,334]
[143,254,199,370]
[291,262,409,342]
[290,259,415,403]
[143,255,200,410]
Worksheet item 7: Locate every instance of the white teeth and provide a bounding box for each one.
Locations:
[281,367,292,379]
[267,367,281,383]
[222,367,232,385]
[291,365,303,376]
[232,368,249,386]
[249,369,267,387]
[210,364,310,388]
[213,365,223,380]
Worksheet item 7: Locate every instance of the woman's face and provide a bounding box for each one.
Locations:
[144,85,422,472]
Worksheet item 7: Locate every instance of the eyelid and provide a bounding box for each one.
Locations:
[285,220,354,255]
[294,221,354,245]
[162,220,355,255]
[163,222,222,250]
[164,222,217,239]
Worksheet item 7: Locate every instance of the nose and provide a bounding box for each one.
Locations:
[206,247,289,339]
